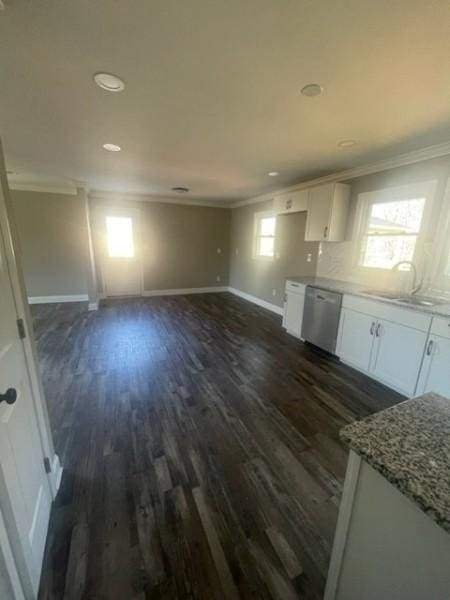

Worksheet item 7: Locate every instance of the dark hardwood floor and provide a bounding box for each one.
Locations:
[33,293,403,600]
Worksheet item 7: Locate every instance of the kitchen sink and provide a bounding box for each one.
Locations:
[396,296,447,307]
[362,289,447,307]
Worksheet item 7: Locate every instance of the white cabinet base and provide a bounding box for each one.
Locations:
[325,451,450,600]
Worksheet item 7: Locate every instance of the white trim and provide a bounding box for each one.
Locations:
[227,286,283,315]
[143,286,227,297]
[8,182,77,195]
[90,190,229,208]
[324,450,362,600]
[88,301,99,311]
[49,456,63,498]
[28,294,88,304]
[231,141,450,208]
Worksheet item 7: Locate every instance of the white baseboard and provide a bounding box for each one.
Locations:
[142,286,228,297]
[28,294,89,304]
[88,301,99,311]
[49,454,63,498]
[227,287,284,315]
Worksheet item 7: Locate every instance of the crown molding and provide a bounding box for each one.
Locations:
[88,189,230,208]
[230,140,450,208]
[8,182,78,195]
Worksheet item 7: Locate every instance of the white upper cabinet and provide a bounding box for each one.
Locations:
[305,182,351,242]
[273,189,309,215]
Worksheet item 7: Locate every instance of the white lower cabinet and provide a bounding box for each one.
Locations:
[337,297,431,396]
[369,319,427,396]
[337,308,375,372]
[416,334,450,396]
[283,290,305,338]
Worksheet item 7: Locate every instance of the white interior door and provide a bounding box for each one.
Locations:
[0,219,52,597]
[100,207,143,297]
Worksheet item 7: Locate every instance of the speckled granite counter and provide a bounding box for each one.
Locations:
[341,393,450,533]
[286,275,450,318]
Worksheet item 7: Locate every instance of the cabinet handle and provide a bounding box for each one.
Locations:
[426,339,434,356]
[323,226,328,239]
[370,322,375,336]
[284,293,287,303]
[375,323,381,337]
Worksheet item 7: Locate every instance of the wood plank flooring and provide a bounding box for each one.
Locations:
[33,293,403,599]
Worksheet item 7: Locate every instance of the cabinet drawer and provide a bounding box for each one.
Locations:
[430,316,450,340]
[343,294,432,333]
[285,280,306,294]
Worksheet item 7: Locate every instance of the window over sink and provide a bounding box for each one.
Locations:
[356,181,436,271]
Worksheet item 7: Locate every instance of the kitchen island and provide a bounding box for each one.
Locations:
[324,392,450,600]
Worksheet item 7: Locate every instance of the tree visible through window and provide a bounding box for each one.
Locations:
[359,198,426,269]
[254,214,276,258]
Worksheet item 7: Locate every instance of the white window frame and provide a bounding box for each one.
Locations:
[253,211,277,260]
[352,180,436,273]
[429,177,450,288]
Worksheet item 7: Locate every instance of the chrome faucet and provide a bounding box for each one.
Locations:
[391,261,422,295]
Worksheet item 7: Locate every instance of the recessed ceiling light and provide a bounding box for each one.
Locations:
[172,186,189,193]
[300,83,323,97]
[338,139,357,148]
[102,143,121,152]
[268,171,279,177]
[94,72,125,92]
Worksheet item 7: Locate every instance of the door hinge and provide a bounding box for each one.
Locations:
[44,457,52,474]
[17,318,26,339]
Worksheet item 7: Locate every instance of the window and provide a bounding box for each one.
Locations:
[106,216,134,258]
[254,213,276,258]
[359,197,427,270]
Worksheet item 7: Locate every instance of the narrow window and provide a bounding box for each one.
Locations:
[106,216,134,258]
[254,213,276,258]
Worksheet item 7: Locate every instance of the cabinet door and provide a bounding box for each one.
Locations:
[417,335,450,397]
[305,184,333,241]
[337,308,375,372]
[370,319,427,396]
[283,291,305,337]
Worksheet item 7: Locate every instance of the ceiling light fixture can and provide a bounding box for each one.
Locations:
[94,72,125,92]
[338,139,357,148]
[172,186,189,193]
[300,83,323,97]
[102,143,121,152]
[268,171,279,177]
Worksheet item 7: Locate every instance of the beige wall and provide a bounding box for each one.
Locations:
[91,199,230,294]
[11,189,91,298]
[317,155,450,293]
[229,200,319,307]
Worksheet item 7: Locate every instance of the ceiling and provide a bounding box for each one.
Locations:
[0,0,449,203]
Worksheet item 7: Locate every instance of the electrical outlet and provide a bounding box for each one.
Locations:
[306,252,313,263]
[235,248,239,255]
[217,247,221,254]
[216,275,221,282]
[272,289,277,297]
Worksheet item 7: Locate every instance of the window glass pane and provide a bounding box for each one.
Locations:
[106,216,134,258]
[368,198,425,234]
[258,236,274,257]
[360,235,417,269]
[260,216,276,236]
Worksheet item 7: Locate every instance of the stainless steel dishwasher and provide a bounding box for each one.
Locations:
[302,286,342,354]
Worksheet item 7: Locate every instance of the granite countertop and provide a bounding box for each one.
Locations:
[341,393,450,533]
[285,275,450,318]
